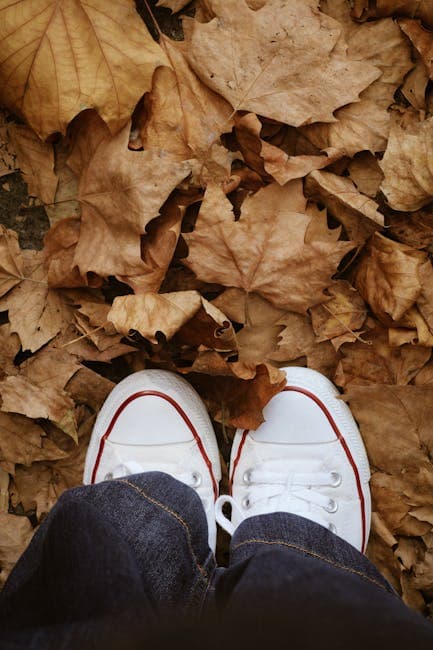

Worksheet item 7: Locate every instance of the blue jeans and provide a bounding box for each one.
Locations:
[0,472,432,649]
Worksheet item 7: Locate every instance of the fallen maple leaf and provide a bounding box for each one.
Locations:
[67,112,191,277]
[184,181,353,312]
[380,114,433,211]
[0,0,167,138]
[310,280,367,343]
[355,233,427,323]
[184,0,380,127]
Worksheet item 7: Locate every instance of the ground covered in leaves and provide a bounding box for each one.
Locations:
[1,0,433,615]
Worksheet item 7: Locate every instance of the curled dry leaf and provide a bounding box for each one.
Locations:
[310,281,367,343]
[401,55,429,112]
[0,375,78,442]
[109,290,236,349]
[184,181,353,312]
[184,0,380,127]
[234,113,340,185]
[8,125,57,205]
[68,113,191,277]
[380,115,433,212]
[304,170,384,243]
[347,153,384,199]
[0,0,167,139]
[303,15,412,156]
[387,209,433,251]
[355,233,427,323]
[354,1,433,29]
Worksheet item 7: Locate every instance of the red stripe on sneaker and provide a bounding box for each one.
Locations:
[229,429,249,493]
[230,386,368,553]
[91,391,218,500]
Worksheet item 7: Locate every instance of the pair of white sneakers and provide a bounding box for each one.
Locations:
[83,367,371,553]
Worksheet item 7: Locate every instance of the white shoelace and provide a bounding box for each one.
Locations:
[105,461,209,509]
[215,469,341,536]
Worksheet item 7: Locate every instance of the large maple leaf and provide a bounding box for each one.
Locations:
[184,181,354,313]
[0,0,167,138]
[184,0,380,127]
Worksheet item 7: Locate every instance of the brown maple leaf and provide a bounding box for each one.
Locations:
[184,0,380,127]
[0,0,167,138]
[184,181,354,313]
[67,112,191,277]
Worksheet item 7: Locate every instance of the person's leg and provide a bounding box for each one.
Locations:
[213,367,433,649]
[0,370,221,648]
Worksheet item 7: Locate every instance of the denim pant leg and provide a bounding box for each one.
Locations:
[0,472,215,648]
[213,513,433,650]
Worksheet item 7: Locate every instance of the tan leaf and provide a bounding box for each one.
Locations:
[234,113,340,185]
[44,143,80,227]
[65,367,114,412]
[400,21,433,76]
[0,375,78,442]
[380,115,433,212]
[0,0,167,138]
[0,110,18,178]
[310,281,367,342]
[335,330,431,388]
[353,0,433,27]
[0,412,67,472]
[304,170,384,243]
[157,0,190,10]
[0,226,24,298]
[347,153,384,199]
[138,38,234,182]
[303,15,412,156]
[387,209,433,250]
[354,233,427,323]
[0,323,20,379]
[184,0,379,127]
[8,125,57,204]
[68,112,191,277]
[401,56,429,112]
[0,248,72,353]
[0,514,33,589]
[19,346,81,393]
[184,181,353,312]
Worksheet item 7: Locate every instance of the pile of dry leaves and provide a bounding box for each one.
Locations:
[1,0,433,614]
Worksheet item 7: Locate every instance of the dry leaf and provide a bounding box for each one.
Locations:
[0,375,78,442]
[0,226,24,298]
[184,0,380,127]
[0,247,72,353]
[387,209,433,251]
[401,56,429,112]
[310,281,367,342]
[234,113,339,185]
[354,1,433,27]
[0,0,167,138]
[305,170,384,243]
[355,233,427,323]
[0,514,33,589]
[347,153,384,199]
[184,181,353,312]
[380,115,433,212]
[68,113,191,277]
[8,125,57,205]
[0,111,18,178]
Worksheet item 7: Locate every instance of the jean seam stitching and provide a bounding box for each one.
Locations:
[232,538,393,595]
[117,479,208,581]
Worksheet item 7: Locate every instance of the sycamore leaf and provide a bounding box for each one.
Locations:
[184,181,353,313]
[0,412,67,472]
[305,170,384,243]
[355,233,427,323]
[109,290,235,349]
[0,246,72,353]
[234,113,340,185]
[303,15,412,156]
[67,112,191,277]
[380,115,433,212]
[0,375,78,442]
[8,125,57,205]
[184,0,380,127]
[0,0,167,139]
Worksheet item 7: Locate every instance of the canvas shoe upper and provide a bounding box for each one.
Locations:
[84,370,221,551]
[215,367,371,552]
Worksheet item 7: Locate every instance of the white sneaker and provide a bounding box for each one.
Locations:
[84,370,221,551]
[215,367,371,552]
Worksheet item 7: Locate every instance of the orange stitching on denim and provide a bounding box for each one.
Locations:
[117,479,208,581]
[233,538,391,594]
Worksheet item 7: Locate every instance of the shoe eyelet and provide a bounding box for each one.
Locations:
[242,496,251,510]
[328,523,337,534]
[104,472,113,481]
[243,469,252,485]
[324,498,338,513]
[191,472,202,488]
[330,472,342,487]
